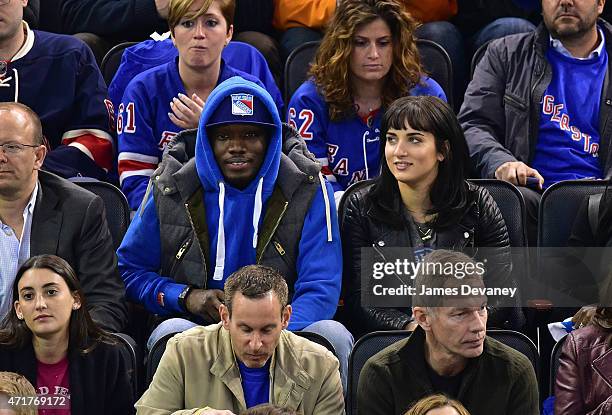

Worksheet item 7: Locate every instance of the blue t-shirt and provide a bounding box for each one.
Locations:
[238,360,270,409]
[533,46,606,187]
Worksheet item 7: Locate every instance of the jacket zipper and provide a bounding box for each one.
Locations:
[176,238,192,260]
[503,94,526,111]
[273,240,286,256]
[184,202,207,288]
[257,201,289,263]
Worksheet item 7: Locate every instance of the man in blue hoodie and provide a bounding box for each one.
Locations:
[117,76,351,391]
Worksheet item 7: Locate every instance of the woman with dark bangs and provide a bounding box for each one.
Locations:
[342,96,515,338]
[0,255,134,415]
[287,0,446,202]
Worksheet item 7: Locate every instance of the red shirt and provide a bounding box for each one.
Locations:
[36,357,71,414]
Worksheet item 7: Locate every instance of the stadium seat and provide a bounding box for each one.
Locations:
[283,40,319,104]
[71,178,130,250]
[145,330,337,388]
[538,180,609,247]
[470,40,491,79]
[100,41,137,86]
[347,329,539,415]
[417,39,454,109]
[549,335,567,396]
[111,332,140,399]
[283,40,454,107]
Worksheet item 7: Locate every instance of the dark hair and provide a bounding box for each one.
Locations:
[224,265,289,317]
[368,96,470,228]
[0,255,115,353]
[241,403,299,415]
[0,102,43,145]
[592,307,612,329]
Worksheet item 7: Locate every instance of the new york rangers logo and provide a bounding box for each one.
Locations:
[231,94,254,116]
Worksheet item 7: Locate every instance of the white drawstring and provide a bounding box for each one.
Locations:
[362,130,369,180]
[213,182,226,281]
[319,173,333,242]
[252,177,264,248]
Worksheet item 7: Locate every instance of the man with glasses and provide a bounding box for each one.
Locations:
[0,102,127,332]
[0,0,114,181]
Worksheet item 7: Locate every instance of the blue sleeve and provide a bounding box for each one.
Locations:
[117,79,162,210]
[288,179,342,330]
[410,76,447,102]
[288,83,343,193]
[117,195,187,315]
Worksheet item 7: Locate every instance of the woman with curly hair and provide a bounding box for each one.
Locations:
[288,0,446,201]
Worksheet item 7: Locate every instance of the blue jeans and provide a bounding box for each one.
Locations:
[147,318,353,395]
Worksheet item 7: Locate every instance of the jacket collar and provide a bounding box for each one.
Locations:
[397,326,485,400]
[31,171,61,255]
[210,327,313,411]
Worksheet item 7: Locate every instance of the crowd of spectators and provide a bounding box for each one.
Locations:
[0,0,611,414]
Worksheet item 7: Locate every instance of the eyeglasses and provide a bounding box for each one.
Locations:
[0,143,40,155]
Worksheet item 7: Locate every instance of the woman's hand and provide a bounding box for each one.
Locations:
[169,93,205,129]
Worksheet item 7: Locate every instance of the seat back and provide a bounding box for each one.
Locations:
[348,329,539,415]
[283,41,320,103]
[538,180,609,247]
[416,39,454,108]
[296,331,337,356]
[100,42,137,86]
[471,40,492,79]
[146,331,177,388]
[111,332,140,399]
[468,179,528,247]
[549,335,568,395]
[72,179,130,250]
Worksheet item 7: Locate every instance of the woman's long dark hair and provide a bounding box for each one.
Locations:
[368,96,470,228]
[0,255,116,354]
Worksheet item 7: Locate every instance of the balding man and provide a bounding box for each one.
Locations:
[0,102,127,332]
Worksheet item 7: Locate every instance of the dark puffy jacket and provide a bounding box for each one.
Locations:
[555,324,612,415]
[342,181,516,337]
[459,20,612,180]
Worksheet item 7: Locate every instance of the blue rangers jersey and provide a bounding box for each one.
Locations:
[0,23,114,180]
[117,59,268,210]
[288,78,446,196]
[108,38,283,118]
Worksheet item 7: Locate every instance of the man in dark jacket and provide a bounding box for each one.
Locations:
[0,102,128,332]
[357,250,539,415]
[459,0,612,244]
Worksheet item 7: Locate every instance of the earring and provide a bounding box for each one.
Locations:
[17,314,23,320]
[72,304,78,310]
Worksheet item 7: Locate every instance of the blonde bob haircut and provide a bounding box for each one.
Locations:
[168,0,235,35]
[309,0,423,121]
[0,371,37,415]
[404,394,471,415]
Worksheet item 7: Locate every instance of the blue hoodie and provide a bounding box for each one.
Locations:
[117,77,342,330]
[195,77,282,287]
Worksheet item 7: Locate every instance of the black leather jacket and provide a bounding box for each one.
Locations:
[342,181,516,338]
